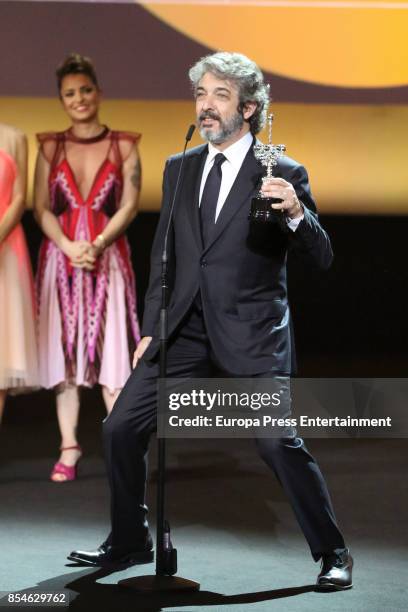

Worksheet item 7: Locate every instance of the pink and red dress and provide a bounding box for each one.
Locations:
[0,149,38,390]
[36,127,141,391]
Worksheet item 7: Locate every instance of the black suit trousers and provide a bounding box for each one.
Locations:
[103,306,345,560]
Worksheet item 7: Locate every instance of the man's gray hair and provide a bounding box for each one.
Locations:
[189,52,270,135]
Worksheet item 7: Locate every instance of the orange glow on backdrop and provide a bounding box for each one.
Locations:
[142,1,408,88]
[1,97,407,214]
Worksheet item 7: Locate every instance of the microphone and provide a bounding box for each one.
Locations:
[185,124,196,143]
[156,124,197,577]
[162,124,196,262]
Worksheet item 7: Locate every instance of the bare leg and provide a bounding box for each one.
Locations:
[102,386,121,415]
[0,390,6,425]
[51,385,82,482]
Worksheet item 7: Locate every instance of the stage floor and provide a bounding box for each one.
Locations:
[0,388,406,611]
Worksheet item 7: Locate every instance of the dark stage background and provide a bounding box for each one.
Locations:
[2,209,405,612]
[22,210,408,376]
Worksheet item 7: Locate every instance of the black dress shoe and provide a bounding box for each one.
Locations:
[67,533,154,567]
[316,548,353,591]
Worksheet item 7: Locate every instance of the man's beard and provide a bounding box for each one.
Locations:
[198,109,244,145]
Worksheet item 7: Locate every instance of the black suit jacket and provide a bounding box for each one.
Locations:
[140,141,333,374]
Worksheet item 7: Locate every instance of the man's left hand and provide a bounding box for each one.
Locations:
[260,177,303,219]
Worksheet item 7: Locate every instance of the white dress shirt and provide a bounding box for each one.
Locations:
[198,131,303,231]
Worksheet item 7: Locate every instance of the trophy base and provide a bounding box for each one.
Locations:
[249,196,286,225]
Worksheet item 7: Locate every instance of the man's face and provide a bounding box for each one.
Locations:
[195,72,246,146]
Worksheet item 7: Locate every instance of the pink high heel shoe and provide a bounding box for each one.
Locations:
[50,445,82,482]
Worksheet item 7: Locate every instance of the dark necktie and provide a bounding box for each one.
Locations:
[200,153,226,246]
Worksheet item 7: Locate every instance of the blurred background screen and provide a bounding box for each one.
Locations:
[1,0,407,214]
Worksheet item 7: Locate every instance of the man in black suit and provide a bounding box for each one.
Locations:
[70,52,353,590]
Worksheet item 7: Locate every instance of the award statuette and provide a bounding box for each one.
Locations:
[249,113,286,223]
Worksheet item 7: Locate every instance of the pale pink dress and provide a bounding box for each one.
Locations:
[0,149,38,389]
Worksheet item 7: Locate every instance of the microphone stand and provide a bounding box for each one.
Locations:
[119,125,200,592]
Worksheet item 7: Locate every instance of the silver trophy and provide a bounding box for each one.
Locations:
[250,113,286,223]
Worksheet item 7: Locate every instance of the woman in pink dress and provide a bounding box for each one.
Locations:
[0,124,38,422]
[34,54,141,481]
